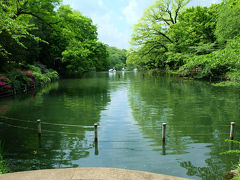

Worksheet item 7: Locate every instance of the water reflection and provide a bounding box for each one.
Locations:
[0,72,239,179]
[0,73,110,171]
[127,74,240,179]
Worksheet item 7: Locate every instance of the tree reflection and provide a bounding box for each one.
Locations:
[180,159,224,180]
[0,73,110,171]
[128,74,240,178]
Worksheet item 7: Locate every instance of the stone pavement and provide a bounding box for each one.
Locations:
[0,168,192,180]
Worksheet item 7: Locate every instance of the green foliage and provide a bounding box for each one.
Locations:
[127,0,240,85]
[0,1,109,74]
[181,38,240,79]
[106,46,126,70]
[0,65,59,92]
[27,65,59,87]
[0,76,11,92]
[0,0,61,66]
[221,140,240,155]
[168,5,218,54]
[215,0,240,44]
[57,5,109,72]
[0,141,8,174]
[8,71,32,90]
[127,0,190,69]
[221,140,240,180]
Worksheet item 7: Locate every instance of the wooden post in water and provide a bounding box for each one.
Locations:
[94,123,98,142]
[230,122,235,140]
[162,123,167,143]
[37,119,42,137]
[162,142,166,155]
[94,141,99,155]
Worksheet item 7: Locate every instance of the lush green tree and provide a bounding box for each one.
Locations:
[215,0,240,44]
[58,5,108,72]
[165,4,219,68]
[127,0,190,69]
[0,2,109,74]
[168,5,218,54]
[106,46,127,70]
[0,0,61,72]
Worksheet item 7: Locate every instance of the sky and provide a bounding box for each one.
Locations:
[62,0,222,50]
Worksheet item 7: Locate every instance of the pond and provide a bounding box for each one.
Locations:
[0,71,239,179]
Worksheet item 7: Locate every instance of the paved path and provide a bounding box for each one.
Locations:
[0,168,192,180]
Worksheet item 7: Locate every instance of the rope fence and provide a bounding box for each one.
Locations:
[0,121,91,136]
[0,116,94,128]
[0,116,238,142]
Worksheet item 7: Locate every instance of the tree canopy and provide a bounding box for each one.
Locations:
[106,46,127,70]
[0,0,109,73]
[127,0,240,84]
[127,0,190,69]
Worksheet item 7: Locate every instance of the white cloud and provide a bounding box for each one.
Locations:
[62,0,132,49]
[91,12,130,49]
[188,0,221,6]
[122,0,139,25]
[98,0,104,7]
[62,0,221,49]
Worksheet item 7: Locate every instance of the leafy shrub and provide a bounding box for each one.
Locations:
[181,38,240,79]
[0,141,8,174]
[222,140,240,180]
[0,76,11,92]
[27,65,41,73]
[8,71,32,90]
[28,66,59,87]
[1,65,59,93]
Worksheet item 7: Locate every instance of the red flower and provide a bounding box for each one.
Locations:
[0,81,6,86]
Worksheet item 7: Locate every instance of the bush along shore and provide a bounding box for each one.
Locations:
[148,68,240,88]
[0,64,59,97]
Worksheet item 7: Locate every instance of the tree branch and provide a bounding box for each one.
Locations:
[151,12,171,26]
[15,11,61,29]
[154,31,173,43]
[174,3,182,23]
[143,41,168,52]
[141,44,159,58]
[165,3,175,24]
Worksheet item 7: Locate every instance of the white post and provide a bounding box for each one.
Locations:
[94,123,98,142]
[162,123,167,143]
[37,119,41,137]
[230,122,235,140]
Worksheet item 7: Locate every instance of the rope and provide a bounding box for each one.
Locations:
[0,116,34,124]
[137,125,231,128]
[0,116,237,138]
[0,121,36,131]
[41,121,94,129]
[170,133,230,136]
[169,125,230,128]
[0,121,235,141]
[0,121,93,136]
[0,116,95,129]
[41,129,93,136]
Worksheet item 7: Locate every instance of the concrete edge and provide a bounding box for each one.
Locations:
[0,168,193,180]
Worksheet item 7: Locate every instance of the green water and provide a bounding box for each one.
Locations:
[0,72,239,179]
